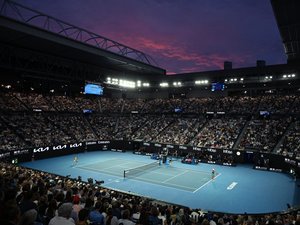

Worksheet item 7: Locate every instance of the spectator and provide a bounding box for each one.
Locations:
[77,208,89,225]
[148,206,162,225]
[118,209,135,225]
[0,204,22,225]
[105,208,119,225]
[89,202,104,225]
[44,199,58,225]
[49,203,75,225]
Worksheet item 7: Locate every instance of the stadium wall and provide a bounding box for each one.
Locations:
[2,140,300,176]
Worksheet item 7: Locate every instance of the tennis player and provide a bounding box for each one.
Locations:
[211,168,215,180]
[73,155,78,166]
[159,153,162,165]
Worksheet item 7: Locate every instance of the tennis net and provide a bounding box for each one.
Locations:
[124,161,159,178]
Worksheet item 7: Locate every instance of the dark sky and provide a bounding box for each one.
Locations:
[16,0,286,74]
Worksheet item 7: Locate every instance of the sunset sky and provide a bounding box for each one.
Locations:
[16,0,287,74]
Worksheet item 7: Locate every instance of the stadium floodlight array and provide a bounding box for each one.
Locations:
[123,161,160,178]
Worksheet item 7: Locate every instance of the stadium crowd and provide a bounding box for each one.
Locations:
[1,162,300,225]
[131,116,174,142]
[114,115,149,141]
[153,118,206,145]
[190,118,246,149]
[1,113,74,147]
[187,97,236,114]
[230,96,260,114]
[276,121,300,159]
[238,118,291,152]
[0,91,299,156]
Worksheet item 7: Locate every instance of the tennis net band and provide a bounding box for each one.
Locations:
[124,161,159,178]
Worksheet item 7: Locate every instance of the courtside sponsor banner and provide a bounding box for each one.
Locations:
[13,149,30,156]
[33,143,83,153]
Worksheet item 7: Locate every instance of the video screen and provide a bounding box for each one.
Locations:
[84,83,103,95]
[83,109,93,114]
[211,82,225,91]
[174,107,182,113]
[259,111,270,116]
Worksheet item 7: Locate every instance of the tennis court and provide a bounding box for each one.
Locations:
[20,151,300,214]
[77,158,217,192]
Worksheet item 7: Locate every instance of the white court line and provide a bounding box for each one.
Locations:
[78,161,219,193]
[139,167,208,181]
[75,158,145,168]
[75,166,120,177]
[128,176,195,192]
[149,166,211,176]
[146,170,178,177]
[193,173,222,193]
[125,166,217,192]
[162,170,189,183]
[104,178,122,186]
[73,158,121,167]
[78,161,138,171]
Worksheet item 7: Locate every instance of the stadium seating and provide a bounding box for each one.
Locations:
[1,91,300,224]
[0,91,299,155]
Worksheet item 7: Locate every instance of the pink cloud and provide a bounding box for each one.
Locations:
[166,71,177,75]
[105,33,252,73]
[134,37,251,72]
[179,67,206,74]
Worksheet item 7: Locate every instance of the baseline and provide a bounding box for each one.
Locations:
[193,173,222,193]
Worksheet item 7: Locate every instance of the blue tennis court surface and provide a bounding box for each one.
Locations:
[20,151,300,214]
[78,158,214,192]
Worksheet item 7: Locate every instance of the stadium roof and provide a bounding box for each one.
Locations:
[165,63,300,82]
[0,0,165,81]
[271,0,300,65]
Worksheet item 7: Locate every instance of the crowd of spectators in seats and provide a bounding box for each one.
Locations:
[122,99,145,113]
[153,118,206,145]
[230,96,260,114]
[1,92,300,114]
[74,97,101,113]
[131,116,174,142]
[190,118,246,149]
[1,162,300,225]
[291,97,300,114]
[276,121,300,159]
[142,99,172,113]
[1,114,74,148]
[114,115,148,141]
[100,98,124,113]
[187,97,236,114]
[86,115,117,140]
[45,96,80,112]
[258,95,296,114]
[46,115,97,142]
[15,93,56,112]
[238,118,291,152]
[0,91,300,155]
[0,119,28,151]
[0,92,28,111]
